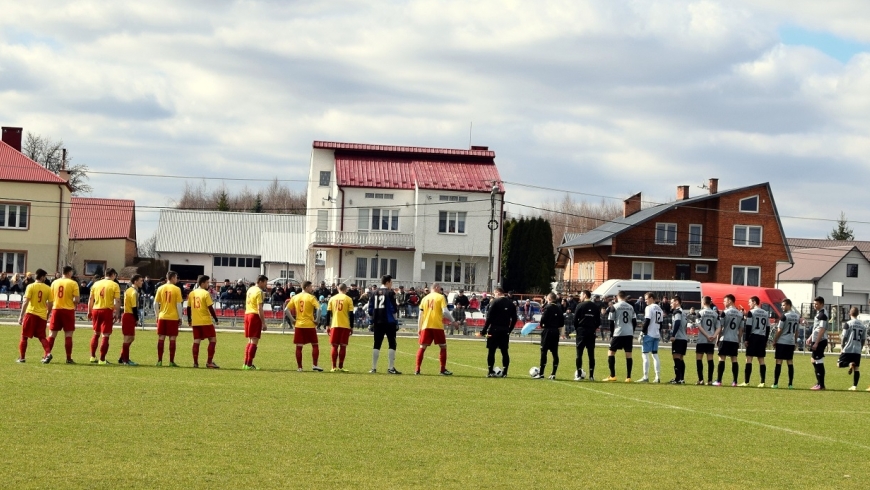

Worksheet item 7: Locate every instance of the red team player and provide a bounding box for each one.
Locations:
[187,275,220,368]
[87,268,121,365]
[16,269,53,363]
[154,271,183,367]
[119,274,143,366]
[416,283,457,376]
[48,266,79,363]
[242,275,268,370]
[287,280,323,372]
[327,283,354,372]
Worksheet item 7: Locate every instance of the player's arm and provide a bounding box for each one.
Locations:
[347,309,354,332]
[186,302,193,326]
[87,293,95,320]
[208,305,218,324]
[258,298,266,330]
[17,296,29,325]
[641,316,651,335]
[670,313,682,340]
[772,319,784,344]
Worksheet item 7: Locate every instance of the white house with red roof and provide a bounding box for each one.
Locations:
[306,141,504,290]
[68,197,137,276]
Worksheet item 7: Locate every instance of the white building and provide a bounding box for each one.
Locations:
[305,141,504,290]
[155,209,306,282]
[776,246,870,307]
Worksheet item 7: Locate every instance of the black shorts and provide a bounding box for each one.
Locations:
[774,343,795,361]
[609,335,634,353]
[540,328,560,350]
[486,333,510,351]
[811,339,828,360]
[672,339,688,356]
[719,341,739,358]
[746,335,767,358]
[576,335,596,350]
[838,352,861,368]
[695,343,714,355]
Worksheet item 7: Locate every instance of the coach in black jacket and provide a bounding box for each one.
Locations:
[537,293,565,379]
[481,287,518,377]
[574,290,600,381]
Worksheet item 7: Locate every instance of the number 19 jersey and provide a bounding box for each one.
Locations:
[610,301,637,337]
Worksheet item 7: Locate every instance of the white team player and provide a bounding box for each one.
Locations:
[838,307,865,391]
[771,299,800,389]
[637,292,663,383]
[603,291,637,382]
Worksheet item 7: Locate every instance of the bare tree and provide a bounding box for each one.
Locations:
[539,194,622,251]
[175,178,306,214]
[138,231,158,258]
[22,132,92,194]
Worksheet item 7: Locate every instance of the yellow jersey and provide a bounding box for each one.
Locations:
[245,286,264,315]
[92,279,120,310]
[189,288,214,326]
[327,293,354,328]
[24,282,53,320]
[289,292,319,328]
[51,278,79,310]
[155,283,182,320]
[419,292,447,330]
[123,286,138,314]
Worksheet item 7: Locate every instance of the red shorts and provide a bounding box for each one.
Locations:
[121,313,137,336]
[244,314,262,339]
[192,324,217,340]
[156,319,180,337]
[21,313,47,339]
[92,309,114,335]
[50,309,76,332]
[419,328,447,346]
[294,327,319,345]
[329,327,351,345]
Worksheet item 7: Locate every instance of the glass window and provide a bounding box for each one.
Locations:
[371,209,380,230]
[747,267,760,286]
[358,209,369,231]
[734,226,762,247]
[221,257,229,267]
[229,257,237,267]
[391,210,399,231]
[1,252,25,274]
[8,206,16,228]
[439,212,447,233]
[356,258,367,278]
[732,266,761,286]
[84,261,105,276]
[695,264,709,274]
[732,267,744,286]
[319,171,330,187]
[213,256,221,266]
[464,263,476,286]
[655,223,677,245]
[317,210,328,231]
[444,263,452,282]
[365,193,374,198]
[632,262,653,280]
[453,263,461,283]
[246,258,254,268]
[370,258,378,278]
[847,264,858,278]
[238,258,245,267]
[439,212,467,234]
[253,258,261,268]
[739,196,759,213]
[435,261,443,281]
[0,205,5,227]
[389,259,397,279]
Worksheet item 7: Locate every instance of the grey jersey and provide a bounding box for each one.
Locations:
[746,307,770,338]
[696,308,719,344]
[671,307,687,341]
[811,309,829,342]
[776,311,800,346]
[610,301,637,337]
[720,307,744,343]
[841,319,866,355]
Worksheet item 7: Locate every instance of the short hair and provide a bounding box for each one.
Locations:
[702,296,712,306]
[724,294,735,303]
[35,268,47,280]
[749,296,760,305]
[257,275,268,283]
[167,271,178,280]
[782,299,792,307]
[645,292,656,300]
[131,274,142,283]
[302,280,313,289]
[338,283,348,292]
[850,307,860,317]
[381,274,392,285]
[616,291,626,299]
[547,292,557,301]
[197,275,210,286]
[814,296,825,304]
[581,289,592,299]
[105,268,117,278]
[494,286,505,294]
[62,265,74,275]
[672,296,681,304]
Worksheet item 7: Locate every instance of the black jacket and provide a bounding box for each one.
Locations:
[539,303,564,330]
[573,300,601,336]
[482,297,518,336]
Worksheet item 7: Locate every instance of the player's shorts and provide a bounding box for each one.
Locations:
[192,324,217,340]
[746,334,767,358]
[486,332,510,350]
[672,339,688,356]
[838,352,861,368]
[774,343,795,361]
[811,339,828,360]
[718,340,739,358]
[609,335,634,353]
[21,313,47,339]
[540,328,560,350]
[50,309,76,332]
[419,328,447,346]
[92,309,114,335]
[641,335,660,353]
[695,343,714,355]
[329,327,351,346]
[244,314,263,339]
[156,319,180,337]
[294,327,318,345]
[121,313,137,337]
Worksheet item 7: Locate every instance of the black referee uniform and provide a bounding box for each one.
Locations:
[539,302,564,378]
[481,296,518,377]
[574,299,600,379]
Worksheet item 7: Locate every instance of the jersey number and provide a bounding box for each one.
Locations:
[164,291,171,303]
[37,291,43,303]
[193,297,201,309]
[854,329,865,343]
[655,311,662,323]
[704,318,714,329]
[57,286,64,298]
[427,300,435,310]
[622,311,630,324]
[100,288,105,298]
[374,296,385,310]
[728,319,737,330]
[336,301,343,312]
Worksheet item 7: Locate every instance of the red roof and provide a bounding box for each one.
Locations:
[0,140,69,185]
[314,141,495,158]
[69,197,136,240]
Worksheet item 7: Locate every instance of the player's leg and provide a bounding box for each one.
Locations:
[99,333,111,362]
[438,339,450,375]
[811,340,827,389]
[547,332,559,378]
[716,354,726,384]
[64,330,74,363]
[486,336,497,375]
[385,326,399,373]
[206,336,218,368]
[98,313,112,363]
[246,337,260,369]
[787,359,794,387]
[538,333,548,378]
[371,326,385,372]
[773,359,783,387]
[338,342,347,370]
[742,355,753,386]
[730,356,740,385]
[607,349,617,379]
[695,351,704,384]
[625,347,633,381]
[168,326,179,365]
[706,354,714,384]
[192,338,202,367]
[311,335,322,370]
[585,338,595,379]
[651,339,660,382]
[120,323,135,364]
[331,341,339,370]
[575,342,584,377]
[639,340,650,382]
[156,320,167,365]
[499,335,510,376]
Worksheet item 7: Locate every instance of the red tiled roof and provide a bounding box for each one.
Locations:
[336,157,416,189]
[314,141,495,158]
[414,160,503,192]
[0,140,68,185]
[69,197,136,240]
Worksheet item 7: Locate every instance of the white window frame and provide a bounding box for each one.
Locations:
[439,195,468,202]
[654,223,677,246]
[631,261,654,280]
[695,264,709,274]
[364,193,394,199]
[1,251,26,274]
[732,266,761,286]
[577,261,595,281]
[733,225,763,248]
[0,204,29,230]
[688,224,702,256]
[316,210,328,231]
[438,211,467,234]
[279,270,295,279]
[739,195,759,213]
[434,261,462,283]
[359,208,400,232]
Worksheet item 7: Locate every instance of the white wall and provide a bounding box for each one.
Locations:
[158,252,261,282]
[817,250,870,305]
[776,281,815,307]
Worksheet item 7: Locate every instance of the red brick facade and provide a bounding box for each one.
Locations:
[559,183,791,290]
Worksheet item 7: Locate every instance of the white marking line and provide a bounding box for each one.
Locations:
[395,350,483,372]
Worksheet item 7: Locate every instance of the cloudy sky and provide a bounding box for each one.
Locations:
[3,0,870,241]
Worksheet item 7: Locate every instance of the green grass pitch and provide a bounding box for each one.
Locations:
[2,325,869,489]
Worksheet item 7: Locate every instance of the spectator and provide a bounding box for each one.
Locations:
[479,293,490,315]
[522,300,532,322]
[23,272,35,288]
[318,296,329,330]
[271,287,286,311]
[408,287,420,318]
[220,287,237,313]
[469,294,480,312]
[0,272,9,293]
[347,284,361,306]
[234,279,247,297]
[330,283,339,297]
[450,305,467,335]
[9,273,23,294]
[142,276,154,297]
[454,290,470,309]
[219,279,232,295]
[396,286,409,318]
[316,281,330,299]
[599,306,610,340]
[79,279,90,299]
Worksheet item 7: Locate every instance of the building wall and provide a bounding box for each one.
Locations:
[263,263,306,281]
[0,181,70,273]
[70,238,129,276]
[775,281,816,307]
[815,250,870,306]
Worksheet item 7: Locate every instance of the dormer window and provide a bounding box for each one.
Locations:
[739,195,759,213]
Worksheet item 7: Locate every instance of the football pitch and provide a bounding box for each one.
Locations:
[2,326,869,489]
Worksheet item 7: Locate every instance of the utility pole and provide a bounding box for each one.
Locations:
[487,183,499,292]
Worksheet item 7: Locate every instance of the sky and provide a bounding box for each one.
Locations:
[3,0,870,242]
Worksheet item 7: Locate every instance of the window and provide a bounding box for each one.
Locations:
[389,259,397,279]
[246,258,254,268]
[213,257,220,266]
[316,210,328,231]
[695,264,709,274]
[229,257,237,267]
[0,204,28,229]
[253,258,261,268]
[847,264,859,278]
[732,266,761,286]
[279,270,295,279]
[435,261,462,282]
[356,258,367,278]
[221,257,229,267]
[632,261,654,280]
[319,171,331,187]
[733,225,763,247]
[655,223,677,245]
[364,193,394,199]
[688,224,702,256]
[439,195,468,202]
[464,263,476,286]
[360,209,399,231]
[84,260,106,276]
[739,195,759,213]
[438,211,467,234]
[577,261,595,281]
[1,252,26,274]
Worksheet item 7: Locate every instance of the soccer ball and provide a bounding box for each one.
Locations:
[493,366,503,377]
[529,366,540,378]
[575,369,586,380]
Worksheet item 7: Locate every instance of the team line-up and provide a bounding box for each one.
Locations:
[13,269,868,391]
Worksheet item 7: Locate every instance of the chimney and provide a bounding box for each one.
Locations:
[708,178,718,195]
[58,148,70,182]
[623,192,642,218]
[2,127,23,152]
[470,145,489,151]
[677,185,690,201]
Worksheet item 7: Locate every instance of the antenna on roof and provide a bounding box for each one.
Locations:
[468,121,473,149]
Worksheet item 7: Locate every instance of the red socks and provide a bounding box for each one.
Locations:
[331,345,338,369]
[244,343,258,366]
[90,335,99,357]
[295,346,303,369]
[207,341,215,364]
[18,337,27,359]
[243,344,251,365]
[157,339,165,361]
[40,338,50,356]
[312,344,320,367]
[415,348,424,371]
[169,340,177,363]
[192,343,200,365]
[65,337,73,360]
[121,342,131,362]
[249,344,257,365]
[439,347,447,371]
[99,336,110,361]
[338,346,346,368]
[47,336,56,352]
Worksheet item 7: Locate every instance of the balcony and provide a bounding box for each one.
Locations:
[613,239,711,259]
[688,243,702,257]
[312,230,415,250]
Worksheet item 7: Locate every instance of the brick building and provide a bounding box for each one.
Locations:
[556,179,793,290]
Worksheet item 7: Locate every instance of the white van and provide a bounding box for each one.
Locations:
[592,280,703,309]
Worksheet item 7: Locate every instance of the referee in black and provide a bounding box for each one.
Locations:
[573,290,600,381]
[536,292,564,380]
[480,287,518,377]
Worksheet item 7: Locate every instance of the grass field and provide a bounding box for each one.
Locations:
[2,325,870,489]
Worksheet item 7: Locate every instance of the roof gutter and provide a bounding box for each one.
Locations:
[338,187,345,281]
[57,185,64,270]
